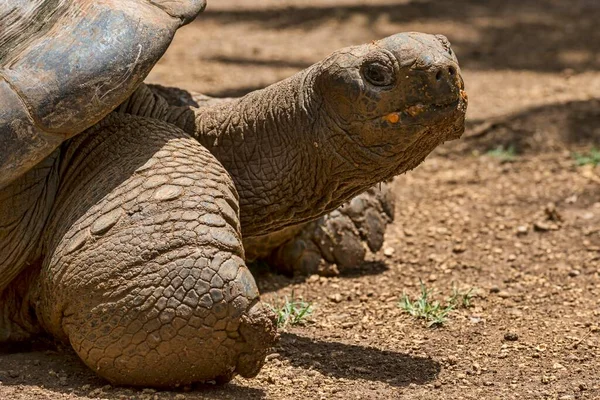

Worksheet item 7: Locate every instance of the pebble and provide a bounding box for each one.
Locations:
[534,221,558,231]
[504,332,519,341]
[516,225,529,235]
[447,355,459,365]
[453,244,466,253]
[328,293,343,303]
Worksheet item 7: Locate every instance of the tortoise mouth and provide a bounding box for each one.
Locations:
[381,89,468,125]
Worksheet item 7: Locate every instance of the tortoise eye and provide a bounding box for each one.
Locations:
[362,62,394,87]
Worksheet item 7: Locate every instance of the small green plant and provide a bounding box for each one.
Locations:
[448,286,476,308]
[267,291,313,329]
[573,148,600,167]
[486,145,517,161]
[399,281,475,327]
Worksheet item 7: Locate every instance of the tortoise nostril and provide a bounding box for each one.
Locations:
[448,66,456,76]
[435,70,443,81]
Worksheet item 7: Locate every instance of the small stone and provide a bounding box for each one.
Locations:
[453,244,466,253]
[542,375,556,385]
[552,362,565,370]
[383,247,395,257]
[565,195,578,204]
[175,395,186,400]
[489,286,501,294]
[329,293,343,303]
[483,381,494,387]
[433,381,442,388]
[266,353,280,361]
[516,225,528,235]
[504,332,519,341]
[447,355,458,365]
[579,383,588,391]
[533,221,558,232]
[568,270,580,277]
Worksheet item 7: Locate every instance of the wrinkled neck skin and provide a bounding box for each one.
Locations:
[187,70,329,237]
[120,67,411,238]
[186,68,379,237]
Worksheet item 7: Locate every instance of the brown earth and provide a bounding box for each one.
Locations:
[1,0,599,399]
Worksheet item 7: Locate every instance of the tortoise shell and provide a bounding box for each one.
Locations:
[0,0,206,188]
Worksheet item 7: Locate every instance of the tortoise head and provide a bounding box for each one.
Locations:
[312,32,467,177]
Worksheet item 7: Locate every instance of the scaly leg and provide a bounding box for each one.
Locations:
[33,114,276,386]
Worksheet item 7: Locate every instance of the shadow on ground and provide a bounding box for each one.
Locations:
[202,0,600,73]
[254,260,390,294]
[279,332,440,387]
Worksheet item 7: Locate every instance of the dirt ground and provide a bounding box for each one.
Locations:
[1,0,600,399]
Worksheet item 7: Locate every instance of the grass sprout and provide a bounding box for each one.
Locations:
[267,291,313,329]
[486,145,517,162]
[399,281,475,327]
[573,148,600,167]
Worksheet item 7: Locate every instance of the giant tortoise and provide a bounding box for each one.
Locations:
[0,0,467,387]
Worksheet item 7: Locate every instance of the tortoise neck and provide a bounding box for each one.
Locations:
[189,69,331,237]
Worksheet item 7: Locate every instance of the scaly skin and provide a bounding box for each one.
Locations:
[35,114,276,386]
[0,32,466,387]
[132,85,396,275]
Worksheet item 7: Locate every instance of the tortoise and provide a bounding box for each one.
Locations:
[0,0,467,388]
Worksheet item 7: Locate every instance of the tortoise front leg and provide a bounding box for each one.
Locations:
[34,114,276,386]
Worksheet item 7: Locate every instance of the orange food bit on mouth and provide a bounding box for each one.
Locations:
[384,112,400,123]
